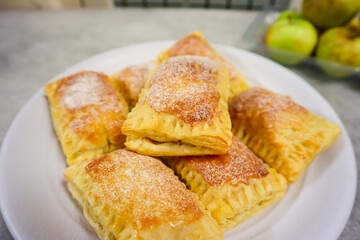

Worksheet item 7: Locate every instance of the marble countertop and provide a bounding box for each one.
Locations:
[0,8,359,240]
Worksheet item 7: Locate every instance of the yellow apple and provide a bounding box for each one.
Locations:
[316,19,360,77]
[302,0,360,29]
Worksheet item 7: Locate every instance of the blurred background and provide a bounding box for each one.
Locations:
[4,0,358,79]
[0,0,291,9]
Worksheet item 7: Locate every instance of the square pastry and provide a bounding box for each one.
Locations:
[122,55,233,156]
[158,31,248,99]
[64,149,222,240]
[45,71,129,165]
[229,87,341,183]
[109,60,159,108]
[167,137,287,231]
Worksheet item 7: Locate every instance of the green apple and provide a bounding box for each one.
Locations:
[316,19,360,77]
[265,11,318,65]
[277,10,303,21]
[302,0,360,29]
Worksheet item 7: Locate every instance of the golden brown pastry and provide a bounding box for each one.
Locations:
[158,31,248,99]
[229,87,341,183]
[109,60,159,108]
[63,149,223,240]
[122,55,233,156]
[167,137,287,231]
[45,71,128,166]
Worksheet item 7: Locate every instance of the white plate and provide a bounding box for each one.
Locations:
[0,41,357,240]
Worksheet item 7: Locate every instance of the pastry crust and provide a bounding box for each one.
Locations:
[229,87,341,183]
[167,137,287,231]
[158,31,248,99]
[109,60,159,108]
[122,55,233,156]
[63,150,222,240]
[45,71,129,166]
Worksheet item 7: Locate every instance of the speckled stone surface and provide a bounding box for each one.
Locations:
[0,8,358,240]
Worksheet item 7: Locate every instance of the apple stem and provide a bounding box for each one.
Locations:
[288,15,293,25]
[348,10,360,34]
[355,9,360,22]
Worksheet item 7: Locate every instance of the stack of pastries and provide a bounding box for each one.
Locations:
[45,31,341,240]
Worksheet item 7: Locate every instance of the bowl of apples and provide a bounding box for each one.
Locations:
[243,0,360,77]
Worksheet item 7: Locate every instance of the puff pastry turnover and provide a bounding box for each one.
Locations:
[63,149,222,240]
[122,55,233,156]
[109,60,159,108]
[45,71,129,166]
[167,137,287,231]
[229,87,341,183]
[158,31,248,99]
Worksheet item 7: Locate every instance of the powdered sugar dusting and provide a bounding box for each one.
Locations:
[116,60,159,100]
[180,137,268,186]
[56,71,121,112]
[85,150,204,230]
[126,61,158,79]
[146,56,220,127]
[169,33,217,60]
[167,32,238,81]
[151,55,218,85]
[229,87,308,125]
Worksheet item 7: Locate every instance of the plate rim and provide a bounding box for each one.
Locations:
[0,41,357,240]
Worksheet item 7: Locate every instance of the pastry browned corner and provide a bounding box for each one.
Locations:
[109,60,159,109]
[158,31,248,99]
[45,71,129,166]
[229,87,341,183]
[167,136,287,231]
[122,55,233,156]
[64,149,223,240]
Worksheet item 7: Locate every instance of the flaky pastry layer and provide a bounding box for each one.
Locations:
[158,31,248,99]
[109,60,159,109]
[45,71,129,165]
[64,150,222,240]
[230,87,341,183]
[122,56,233,156]
[167,137,287,231]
